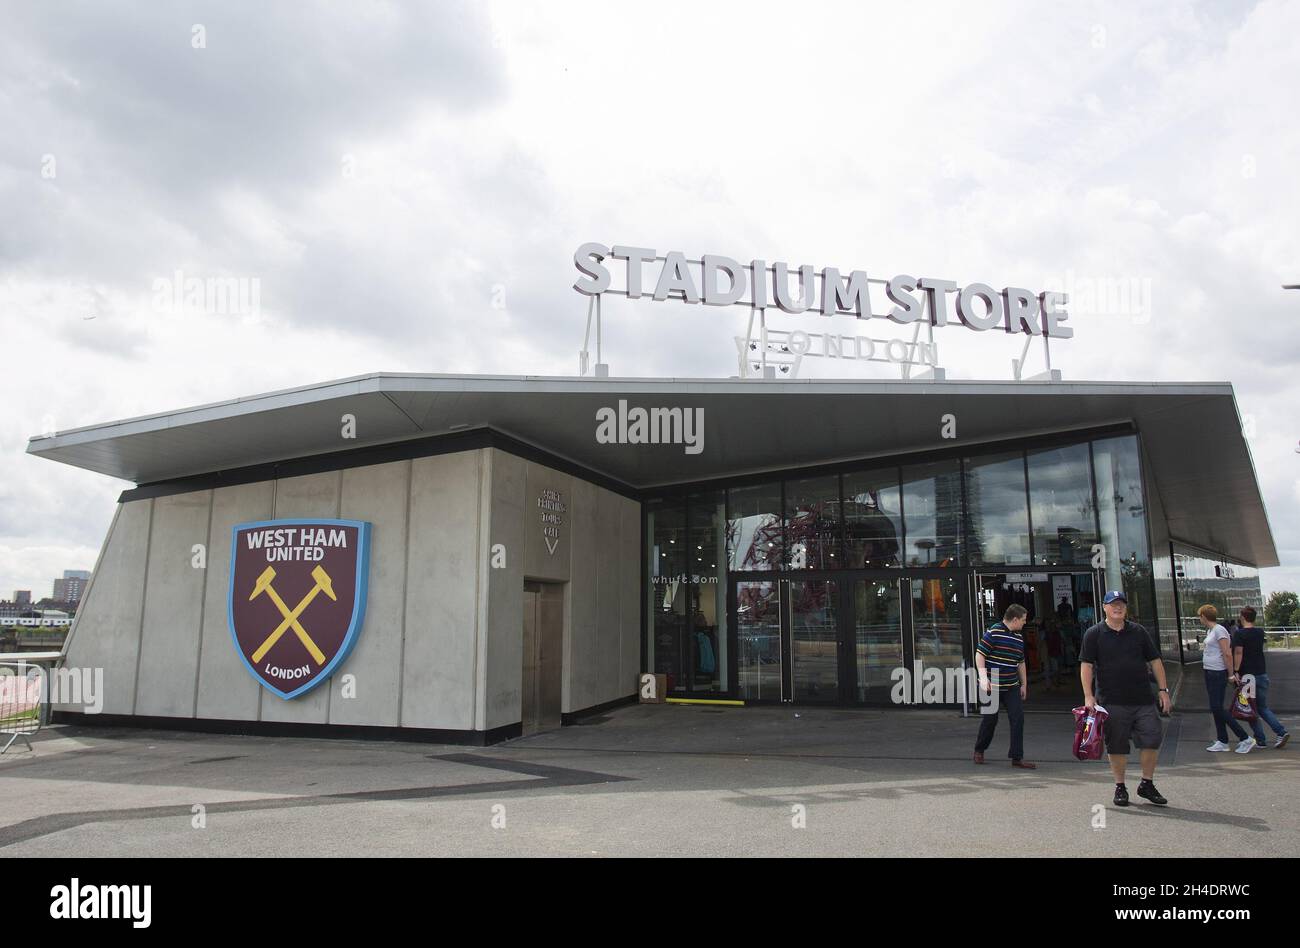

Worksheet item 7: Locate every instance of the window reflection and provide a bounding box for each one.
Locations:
[1172,545,1263,659]
[843,469,902,568]
[1092,436,1152,627]
[727,483,783,572]
[785,475,841,570]
[965,452,1031,566]
[911,576,964,675]
[1028,444,1098,566]
[901,460,962,566]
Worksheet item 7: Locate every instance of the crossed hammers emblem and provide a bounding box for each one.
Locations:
[248,564,335,665]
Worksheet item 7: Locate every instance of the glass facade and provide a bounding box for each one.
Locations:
[964,451,1031,567]
[843,470,902,568]
[688,490,728,693]
[1028,444,1098,568]
[901,460,962,567]
[785,476,842,570]
[1171,544,1264,661]
[1152,551,1180,659]
[727,483,782,572]
[647,495,728,694]
[645,426,1224,698]
[1092,436,1153,629]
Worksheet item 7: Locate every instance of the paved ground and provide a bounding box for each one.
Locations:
[2,665,1296,857]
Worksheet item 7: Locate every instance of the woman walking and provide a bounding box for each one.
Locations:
[1199,605,1253,753]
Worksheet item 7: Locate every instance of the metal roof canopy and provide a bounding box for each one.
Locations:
[26,373,1279,568]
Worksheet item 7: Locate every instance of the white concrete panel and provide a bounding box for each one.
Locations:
[620,496,643,694]
[332,460,409,727]
[135,490,213,717]
[59,499,153,715]
[196,481,274,721]
[565,478,598,712]
[401,451,482,730]
[483,449,526,730]
[260,471,342,724]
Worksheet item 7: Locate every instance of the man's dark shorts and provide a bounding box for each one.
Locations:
[1103,703,1163,754]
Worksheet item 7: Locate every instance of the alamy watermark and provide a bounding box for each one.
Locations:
[152,269,261,317]
[1041,270,1152,324]
[0,663,104,714]
[890,662,1000,713]
[596,400,704,455]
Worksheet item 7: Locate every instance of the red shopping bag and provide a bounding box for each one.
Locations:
[1072,705,1109,760]
[1230,685,1258,722]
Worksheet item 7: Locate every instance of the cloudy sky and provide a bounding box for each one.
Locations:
[1,0,1297,600]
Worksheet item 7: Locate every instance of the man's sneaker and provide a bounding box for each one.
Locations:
[1113,784,1129,807]
[1235,738,1257,754]
[1275,733,1290,749]
[1136,780,1168,805]
[973,751,985,764]
[1205,741,1231,752]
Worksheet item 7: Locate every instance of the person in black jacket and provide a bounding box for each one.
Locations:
[1079,590,1172,808]
[1232,607,1290,749]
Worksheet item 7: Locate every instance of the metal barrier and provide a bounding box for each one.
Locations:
[0,661,48,753]
[1264,629,1300,650]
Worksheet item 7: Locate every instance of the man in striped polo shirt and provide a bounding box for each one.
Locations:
[973,603,1036,768]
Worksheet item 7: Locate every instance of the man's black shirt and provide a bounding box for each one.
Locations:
[1079,619,1159,705]
[1231,626,1267,676]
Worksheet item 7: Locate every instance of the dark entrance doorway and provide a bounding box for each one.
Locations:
[973,571,1100,706]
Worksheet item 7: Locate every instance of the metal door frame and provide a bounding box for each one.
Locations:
[728,568,970,706]
[522,580,563,735]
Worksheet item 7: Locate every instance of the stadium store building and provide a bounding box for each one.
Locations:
[29,374,1277,742]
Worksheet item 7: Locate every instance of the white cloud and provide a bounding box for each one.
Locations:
[1,0,1298,597]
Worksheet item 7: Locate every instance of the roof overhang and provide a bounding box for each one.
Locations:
[26,373,1279,568]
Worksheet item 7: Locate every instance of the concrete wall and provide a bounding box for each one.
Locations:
[403,452,483,731]
[487,450,641,724]
[60,444,642,736]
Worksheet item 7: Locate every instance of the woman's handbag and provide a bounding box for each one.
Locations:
[1230,683,1258,722]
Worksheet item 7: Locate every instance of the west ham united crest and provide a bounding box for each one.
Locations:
[228,518,371,699]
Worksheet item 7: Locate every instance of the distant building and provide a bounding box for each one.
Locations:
[52,571,91,603]
[12,590,31,605]
[34,598,79,616]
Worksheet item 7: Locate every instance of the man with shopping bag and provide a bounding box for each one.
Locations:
[1079,590,1173,807]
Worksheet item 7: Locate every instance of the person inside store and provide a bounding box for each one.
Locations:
[1043,617,1064,688]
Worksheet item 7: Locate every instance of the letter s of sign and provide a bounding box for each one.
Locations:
[573,243,611,295]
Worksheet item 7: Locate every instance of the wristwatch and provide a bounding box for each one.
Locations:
[1157,688,1170,693]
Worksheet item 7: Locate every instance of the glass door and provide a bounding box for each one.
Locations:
[909,576,970,706]
[789,579,841,702]
[736,580,781,701]
[853,578,904,703]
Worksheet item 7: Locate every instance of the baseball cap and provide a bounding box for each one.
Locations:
[1102,590,1127,605]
